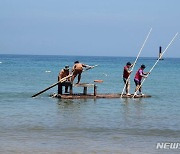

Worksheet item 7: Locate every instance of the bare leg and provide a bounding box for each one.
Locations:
[125,79,130,95]
[125,83,128,94]
[139,85,142,93]
[71,74,76,82]
[135,85,139,93]
[77,73,81,84]
[135,85,141,94]
[126,83,130,94]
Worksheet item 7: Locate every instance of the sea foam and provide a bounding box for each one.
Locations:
[45,70,51,73]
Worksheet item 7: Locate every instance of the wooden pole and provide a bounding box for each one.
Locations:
[132,32,178,98]
[32,74,73,97]
[120,28,152,97]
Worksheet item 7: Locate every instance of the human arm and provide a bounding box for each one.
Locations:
[59,70,64,79]
[139,70,148,78]
[143,72,150,75]
[72,65,76,72]
[130,63,135,68]
[124,67,132,74]
[82,64,92,68]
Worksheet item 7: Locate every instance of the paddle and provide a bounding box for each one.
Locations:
[132,32,178,98]
[120,28,152,97]
[32,65,98,97]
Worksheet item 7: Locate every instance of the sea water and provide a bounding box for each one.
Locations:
[0,54,180,154]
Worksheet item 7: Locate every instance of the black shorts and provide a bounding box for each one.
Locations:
[123,77,130,84]
[134,79,141,86]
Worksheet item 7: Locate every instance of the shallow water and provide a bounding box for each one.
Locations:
[0,55,180,153]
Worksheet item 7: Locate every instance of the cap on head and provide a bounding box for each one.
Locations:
[127,62,131,66]
[74,61,79,64]
[141,64,146,68]
[64,65,69,70]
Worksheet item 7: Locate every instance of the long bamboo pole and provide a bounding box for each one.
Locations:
[120,28,152,97]
[132,32,178,98]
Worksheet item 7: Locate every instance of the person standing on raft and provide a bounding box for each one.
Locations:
[58,65,70,93]
[71,61,91,84]
[134,64,149,95]
[123,62,134,96]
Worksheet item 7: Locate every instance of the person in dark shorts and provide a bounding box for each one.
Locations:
[71,61,90,84]
[134,64,149,95]
[58,65,70,93]
[123,62,133,95]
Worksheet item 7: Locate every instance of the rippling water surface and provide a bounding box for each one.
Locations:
[0,54,180,153]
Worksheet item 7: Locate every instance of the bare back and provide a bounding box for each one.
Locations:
[74,63,85,71]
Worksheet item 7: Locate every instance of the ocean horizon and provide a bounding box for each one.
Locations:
[1,53,180,59]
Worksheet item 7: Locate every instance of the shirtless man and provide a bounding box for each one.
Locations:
[71,61,90,84]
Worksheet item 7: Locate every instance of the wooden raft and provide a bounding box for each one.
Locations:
[51,93,151,99]
[55,82,151,99]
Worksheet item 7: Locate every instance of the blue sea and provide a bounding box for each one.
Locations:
[0,54,180,154]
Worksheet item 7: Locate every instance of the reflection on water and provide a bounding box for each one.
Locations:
[57,99,89,109]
